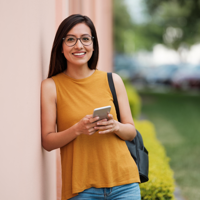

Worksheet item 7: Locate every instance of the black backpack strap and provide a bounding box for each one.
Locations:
[107,73,149,182]
[107,73,121,122]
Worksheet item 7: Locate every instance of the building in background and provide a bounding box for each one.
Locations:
[0,1,113,200]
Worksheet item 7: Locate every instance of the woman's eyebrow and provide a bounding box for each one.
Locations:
[66,34,91,37]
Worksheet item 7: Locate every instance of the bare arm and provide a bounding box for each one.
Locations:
[113,73,137,140]
[95,73,136,141]
[41,78,99,151]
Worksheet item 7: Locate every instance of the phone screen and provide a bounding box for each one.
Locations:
[93,106,111,120]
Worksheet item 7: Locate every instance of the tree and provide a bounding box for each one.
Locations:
[113,0,200,54]
[113,0,134,53]
[144,0,200,50]
[113,0,166,53]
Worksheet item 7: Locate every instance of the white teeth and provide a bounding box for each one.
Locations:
[73,53,85,55]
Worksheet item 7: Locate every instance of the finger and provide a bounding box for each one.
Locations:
[83,117,90,124]
[89,116,100,123]
[107,113,113,120]
[95,124,113,130]
[96,119,112,126]
[85,123,97,130]
[88,127,97,135]
[95,118,107,124]
[99,128,113,134]
[85,114,93,119]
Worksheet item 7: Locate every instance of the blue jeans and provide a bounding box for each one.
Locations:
[69,183,141,200]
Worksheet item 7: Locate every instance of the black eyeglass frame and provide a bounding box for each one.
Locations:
[62,35,94,47]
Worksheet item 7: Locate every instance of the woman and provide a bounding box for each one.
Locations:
[41,14,141,200]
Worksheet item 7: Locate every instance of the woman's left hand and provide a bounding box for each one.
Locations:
[94,114,119,134]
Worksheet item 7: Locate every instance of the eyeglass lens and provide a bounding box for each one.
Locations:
[64,35,93,46]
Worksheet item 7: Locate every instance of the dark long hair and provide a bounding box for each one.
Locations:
[48,14,99,78]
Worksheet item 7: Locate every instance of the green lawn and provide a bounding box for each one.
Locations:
[139,91,200,200]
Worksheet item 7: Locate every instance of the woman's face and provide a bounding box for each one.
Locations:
[62,23,94,68]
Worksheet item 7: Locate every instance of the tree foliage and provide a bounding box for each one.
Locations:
[113,0,134,53]
[113,0,161,53]
[113,0,200,53]
[144,0,200,50]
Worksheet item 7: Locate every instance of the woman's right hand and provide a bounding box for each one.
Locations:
[75,115,101,136]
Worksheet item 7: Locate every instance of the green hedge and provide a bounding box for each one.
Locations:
[135,120,175,200]
[123,81,175,199]
[124,80,141,119]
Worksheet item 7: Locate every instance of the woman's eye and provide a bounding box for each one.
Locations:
[67,37,75,42]
[82,37,90,41]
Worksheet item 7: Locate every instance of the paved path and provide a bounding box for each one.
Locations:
[174,186,186,200]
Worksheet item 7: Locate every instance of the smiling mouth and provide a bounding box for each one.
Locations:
[72,52,86,56]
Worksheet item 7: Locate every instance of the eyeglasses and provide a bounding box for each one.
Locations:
[63,35,94,47]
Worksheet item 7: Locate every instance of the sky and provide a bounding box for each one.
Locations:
[124,0,147,24]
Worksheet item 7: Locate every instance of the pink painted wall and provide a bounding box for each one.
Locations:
[0,0,112,199]
[55,2,69,200]
[69,0,113,72]
[0,0,59,199]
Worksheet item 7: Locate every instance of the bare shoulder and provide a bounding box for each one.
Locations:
[41,78,56,101]
[112,72,123,82]
[41,78,55,88]
[112,73,125,90]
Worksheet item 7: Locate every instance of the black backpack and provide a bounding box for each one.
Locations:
[107,73,149,183]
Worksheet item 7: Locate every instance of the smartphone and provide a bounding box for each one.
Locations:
[93,106,111,120]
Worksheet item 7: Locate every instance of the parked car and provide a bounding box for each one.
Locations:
[114,54,141,80]
[171,65,200,90]
[144,64,180,85]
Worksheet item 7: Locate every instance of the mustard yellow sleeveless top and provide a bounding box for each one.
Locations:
[52,70,140,200]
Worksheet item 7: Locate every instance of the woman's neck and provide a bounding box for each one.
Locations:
[64,64,95,79]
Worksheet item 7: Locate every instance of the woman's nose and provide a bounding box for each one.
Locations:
[74,38,83,49]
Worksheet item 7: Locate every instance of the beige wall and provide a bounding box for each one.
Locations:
[69,0,113,72]
[0,0,112,200]
[0,0,58,199]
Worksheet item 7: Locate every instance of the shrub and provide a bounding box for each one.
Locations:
[124,80,141,119]
[135,120,175,200]
[122,79,175,199]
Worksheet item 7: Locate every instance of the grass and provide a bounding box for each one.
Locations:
[138,90,200,200]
